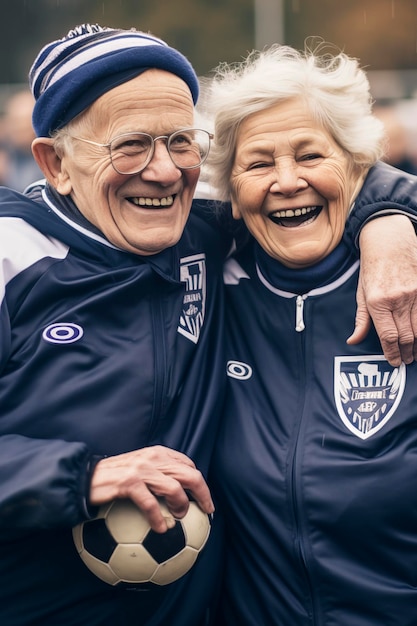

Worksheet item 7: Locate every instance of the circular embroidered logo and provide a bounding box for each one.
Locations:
[226,360,252,380]
[42,323,84,344]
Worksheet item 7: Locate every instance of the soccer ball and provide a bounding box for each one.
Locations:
[72,498,211,586]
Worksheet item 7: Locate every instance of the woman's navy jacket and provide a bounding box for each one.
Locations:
[213,163,417,626]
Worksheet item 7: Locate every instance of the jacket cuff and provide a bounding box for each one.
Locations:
[81,454,105,519]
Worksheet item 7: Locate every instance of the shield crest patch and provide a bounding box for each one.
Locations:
[334,355,406,440]
[178,253,206,344]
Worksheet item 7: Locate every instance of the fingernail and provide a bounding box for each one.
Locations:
[165,516,176,529]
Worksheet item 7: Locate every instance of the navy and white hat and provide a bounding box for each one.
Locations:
[29,23,199,137]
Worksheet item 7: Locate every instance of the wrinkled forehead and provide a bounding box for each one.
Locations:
[79,70,196,135]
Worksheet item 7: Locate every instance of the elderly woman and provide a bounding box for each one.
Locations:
[202,45,417,625]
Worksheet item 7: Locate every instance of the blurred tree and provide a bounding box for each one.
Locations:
[0,0,253,83]
[286,0,417,70]
[0,0,415,86]
[0,0,87,82]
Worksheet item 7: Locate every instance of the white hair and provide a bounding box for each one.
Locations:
[199,42,385,201]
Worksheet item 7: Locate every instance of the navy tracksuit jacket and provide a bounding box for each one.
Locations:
[213,164,417,625]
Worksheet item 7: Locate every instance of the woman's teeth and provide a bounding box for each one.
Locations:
[269,205,321,227]
[272,206,317,219]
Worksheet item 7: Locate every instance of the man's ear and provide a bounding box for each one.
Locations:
[31,138,72,195]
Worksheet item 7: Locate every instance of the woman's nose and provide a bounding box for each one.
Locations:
[270,161,307,194]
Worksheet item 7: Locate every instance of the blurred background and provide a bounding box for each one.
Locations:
[0,0,416,189]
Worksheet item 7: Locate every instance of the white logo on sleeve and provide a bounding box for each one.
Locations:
[42,323,84,344]
[227,360,253,380]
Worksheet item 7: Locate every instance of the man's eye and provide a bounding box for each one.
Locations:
[170,134,192,147]
[112,136,151,154]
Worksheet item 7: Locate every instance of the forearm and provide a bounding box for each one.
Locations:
[346,161,417,246]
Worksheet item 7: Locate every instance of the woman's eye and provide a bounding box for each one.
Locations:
[300,153,322,162]
[248,162,271,170]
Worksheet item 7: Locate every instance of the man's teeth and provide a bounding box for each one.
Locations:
[272,206,317,219]
[131,195,174,207]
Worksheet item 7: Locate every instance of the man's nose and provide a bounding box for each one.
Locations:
[140,139,182,183]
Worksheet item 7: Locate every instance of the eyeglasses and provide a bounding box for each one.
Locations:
[66,128,213,175]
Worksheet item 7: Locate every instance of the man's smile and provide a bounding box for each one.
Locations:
[129,194,175,208]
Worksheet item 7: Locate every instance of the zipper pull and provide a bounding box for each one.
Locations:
[295,295,306,332]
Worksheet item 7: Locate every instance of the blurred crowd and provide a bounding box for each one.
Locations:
[373,101,417,175]
[0,87,416,195]
[0,89,42,192]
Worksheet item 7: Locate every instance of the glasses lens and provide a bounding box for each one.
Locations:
[168,129,211,169]
[110,133,153,174]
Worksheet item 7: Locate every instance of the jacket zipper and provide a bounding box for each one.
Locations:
[291,296,320,623]
[295,294,307,332]
[148,290,168,440]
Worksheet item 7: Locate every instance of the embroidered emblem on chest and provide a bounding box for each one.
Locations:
[334,355,405,439]
[178,253,206,344]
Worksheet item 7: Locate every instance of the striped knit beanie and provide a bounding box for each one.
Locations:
[29,23,199,137]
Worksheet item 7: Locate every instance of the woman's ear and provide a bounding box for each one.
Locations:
[231,197,242,220]
[31,138,72,195]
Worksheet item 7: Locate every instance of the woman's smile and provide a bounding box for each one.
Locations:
[268,205,323,227]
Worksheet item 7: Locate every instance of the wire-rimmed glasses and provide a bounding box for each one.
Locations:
[66,128,213,175]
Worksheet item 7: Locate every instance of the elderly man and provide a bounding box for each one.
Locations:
[0,24,227,626]
[0,22,417,626]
